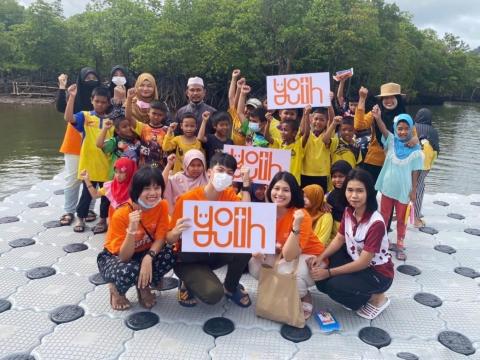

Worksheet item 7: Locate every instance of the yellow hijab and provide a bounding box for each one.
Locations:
[132,73,159,123]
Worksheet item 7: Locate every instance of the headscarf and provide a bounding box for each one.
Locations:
[414,108,440,153]
[131,73,159,123]
[110,157,137,206]
[74,67,100,113]
[163,149,208,213]
[376,94,406,148]
[303,184,325,226]
[393,114,421,160]
[108,65,132,98]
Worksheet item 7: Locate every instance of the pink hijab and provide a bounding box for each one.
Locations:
[164,149,208,213]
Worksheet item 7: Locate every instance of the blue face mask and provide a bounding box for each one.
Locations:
[137,198,160,209]
[248,122,260,133]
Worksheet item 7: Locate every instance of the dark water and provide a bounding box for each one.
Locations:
[0,102,479,199]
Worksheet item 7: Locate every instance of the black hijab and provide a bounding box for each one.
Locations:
[414,108,440,153]
[108,65,132,97]
[376,95,406,147]
[74,67,100,113]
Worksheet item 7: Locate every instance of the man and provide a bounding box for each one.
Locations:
[175,76,216,134]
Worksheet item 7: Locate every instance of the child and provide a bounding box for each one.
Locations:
[162,113,203,173]
[162,150,208,214]
[271,106,311,185]
[323,115,362,169]
[97,111,141,179]
[304,184,333,246]
[65,84,112,234]
[327,160,353,239]
[309,168,393,319]
[80,157,137,220]
[372,107,424,260]
[301,107,332,192]
[197,111,233,163]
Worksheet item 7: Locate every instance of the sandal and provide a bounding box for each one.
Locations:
[136,287,156,309]
[85,210,97,223]
[60,213,74,226]
[177,282,197,307]
[73,220,85,233]
[302,302,313,320]
[225,284,251,308]
[92,221,108,234]
[396,248,407,261]
[356,297,391,320]
[388,243,398,252]
[109,284,131,311]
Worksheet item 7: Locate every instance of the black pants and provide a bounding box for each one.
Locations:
[174,252,251,305]
[301,175,328,193]
[76,181,110,219]
[315,246,392,310]
[97,248,176,295]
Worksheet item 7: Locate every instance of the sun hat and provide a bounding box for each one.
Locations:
[376,82,405,98]
[187,77,204,88]
[246,98,263,109]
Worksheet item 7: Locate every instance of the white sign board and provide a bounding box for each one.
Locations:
[223,145,291,185]
[181,201,277,254]
[267,72,330,109]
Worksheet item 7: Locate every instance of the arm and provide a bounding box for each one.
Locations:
[328,91,335,122]
[228,69,241,109]
[322,116,342,145]
[237,83,250,122]
[301,105,312,147]
[162,123,178,152]
[354,86,374,131]
[336,79,345,109]
[371,105,389,139]
[55,73,68,113]
[410,170,419,202]
[240,167,251,202]
[281,209,304,261]
[96,120,113,149]
[64,84,77,124]
[162,154,175,185]
[196,111,210,143]
[79,170,101,199]
[118,210,141,262]
[125,88,137,128]
[263,118,274,145]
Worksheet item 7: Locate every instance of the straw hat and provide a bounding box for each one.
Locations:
[376,82,405,97]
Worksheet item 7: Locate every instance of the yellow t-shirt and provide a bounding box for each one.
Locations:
[330,136,362,169]
[269,118,281,144]
[312,212,334,247]
[73,111,113,182]
[162,133,203,173]
[302,132,332,177]
[271,135,304,185]
[229,107,246,146]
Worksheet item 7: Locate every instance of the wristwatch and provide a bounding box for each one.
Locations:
[147,250,157,258]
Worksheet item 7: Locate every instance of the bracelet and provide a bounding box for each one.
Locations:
[327,268,332,278]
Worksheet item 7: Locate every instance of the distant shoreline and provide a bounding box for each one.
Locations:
[0,95,55,105]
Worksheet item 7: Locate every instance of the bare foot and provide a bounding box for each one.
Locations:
[368,293,387,307]
[301,291,313,319]
[109,284,131,310]
[137,287,156,309]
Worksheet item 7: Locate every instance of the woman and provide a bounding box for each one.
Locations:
[309,168,394,320]
[108,65,133,106]
[129,73,159,123]
[162,150,208,214]
[97,166,177,310]
[249,172,325,319]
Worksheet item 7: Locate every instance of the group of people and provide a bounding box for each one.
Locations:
[54,66,439,322]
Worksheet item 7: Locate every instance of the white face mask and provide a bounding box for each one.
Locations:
[212,172,233,192]
[112,76,127,86]
[137,197,161,209]
[248,122,260,133]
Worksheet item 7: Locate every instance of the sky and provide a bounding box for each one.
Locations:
[18,0,480,49]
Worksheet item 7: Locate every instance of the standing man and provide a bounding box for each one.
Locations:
[175,77,216,134]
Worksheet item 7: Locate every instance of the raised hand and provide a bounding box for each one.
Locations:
[127,87,137,100]
[232,69,241,79]
[202,111,211,122]
[128,210,142,232]
[58,74,68,89]
[67,84,77,97]
[359,86,368,99]
[241,84,251,94]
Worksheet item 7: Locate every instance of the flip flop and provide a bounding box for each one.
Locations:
[177,282,197,307]
[92,222,108,234]
[85,210,97,223]
[356,297,391,320]
[73,222,85,233]
[388,243,398,252]
[302,301,313,320]
[59,213,74,226]
[225,284,251,308]
[396,248,407,261]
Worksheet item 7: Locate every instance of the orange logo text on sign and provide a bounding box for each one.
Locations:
[182,201,277,254]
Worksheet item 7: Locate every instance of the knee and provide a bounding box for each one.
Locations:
[198,284,224,305]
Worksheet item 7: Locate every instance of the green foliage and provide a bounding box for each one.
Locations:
[0,0,479,104]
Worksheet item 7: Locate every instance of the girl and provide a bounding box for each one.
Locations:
[413,108,440,227]
[162,113,203,173]
[129,73,159,124]
[327,160,353,239]
[80,157,137,220]
[163,150,208,214]
[249,172,325,320]
[303,185,333,246]
[309,168,394,320]
[108,65,132,102]
[97,166,177,310]
[372,108,424,260]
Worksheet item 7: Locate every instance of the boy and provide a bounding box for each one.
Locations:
[197,110,234,163]
[65,84,112,234]
[323,115,362,168]
[166,153,252,307]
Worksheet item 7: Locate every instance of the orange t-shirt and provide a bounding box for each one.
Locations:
[104,200,169,254]
[59,123,82,155]
[276,208,325,256]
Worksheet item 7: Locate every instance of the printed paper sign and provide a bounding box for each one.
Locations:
[223,145,291,184]
[182,201,277,254]
[267,72,330,109]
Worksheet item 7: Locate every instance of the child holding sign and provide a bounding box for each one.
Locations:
[166,153,252,308]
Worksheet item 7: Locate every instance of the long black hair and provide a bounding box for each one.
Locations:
[344,168,378,213]
[266,171,304,208]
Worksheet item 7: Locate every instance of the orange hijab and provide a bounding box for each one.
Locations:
[303,184,325,226]
[132,73,159,123]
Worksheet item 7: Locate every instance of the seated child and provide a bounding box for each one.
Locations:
[197,111,233,164]
[304,184,333,246]
[162,150,208,214]
[162,112,203,173]
[323,115,362,169]
[327,160,352,239]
